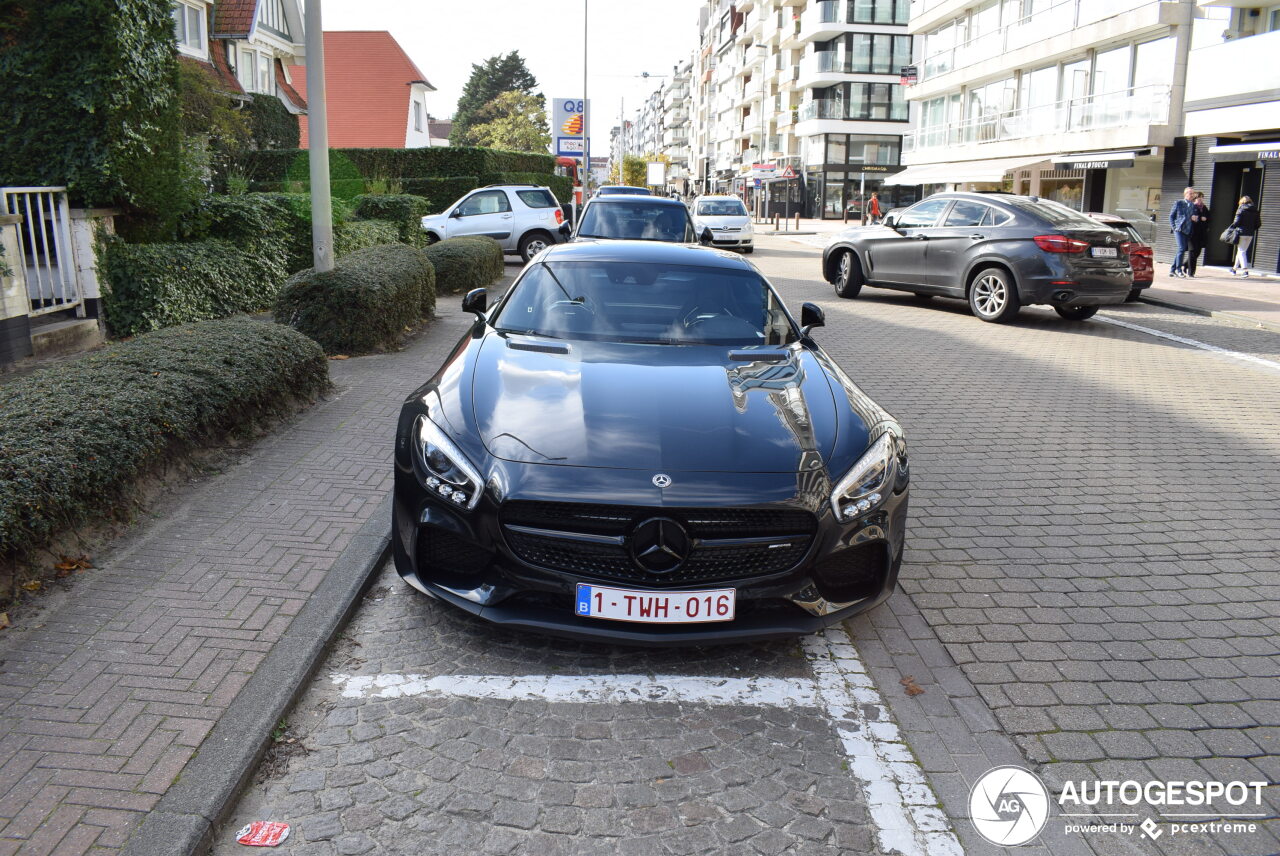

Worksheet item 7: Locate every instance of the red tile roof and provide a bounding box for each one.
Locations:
[274,59,307,111]
[181,53,245,97]
[291,31,434,148]
[212,0,258,39]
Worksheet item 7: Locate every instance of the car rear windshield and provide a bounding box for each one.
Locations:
[1008,198,1104,229]
[516,189,558,209]
[599,187,651,195]
[577,202,694,242]
[493,261,798,346]
[697,200,748,216]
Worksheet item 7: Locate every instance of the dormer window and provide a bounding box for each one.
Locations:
[258,0,290,38]
[172,1,206,58]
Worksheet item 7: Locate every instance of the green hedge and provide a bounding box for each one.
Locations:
[0,320,328,565]
[239,147,555,185]
[425,237,505,295]
[245,93,300,150]
[100,237,286,337]
[397,177,483,211]
[352,195,431,246]
[274,243,435,354]
[335,219,401,257]
[180,193,292,253]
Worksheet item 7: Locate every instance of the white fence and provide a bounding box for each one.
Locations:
[1,186,83,317]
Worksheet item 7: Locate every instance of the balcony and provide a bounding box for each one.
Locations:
[800,0,850,42]
[904,84,1170,154]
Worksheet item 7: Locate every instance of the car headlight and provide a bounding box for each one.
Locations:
[830,425,906,522]
[415,415,483,511]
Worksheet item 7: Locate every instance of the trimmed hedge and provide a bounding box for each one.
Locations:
[240,146,555,185]
[335,219,401,257]
[425,237,505,295]
[274,243,435,354]
[352,194,431,246]
[100,237,286,337]
[0,320,328,564]
[397,177,482,211]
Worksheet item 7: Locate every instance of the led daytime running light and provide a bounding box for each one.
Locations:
[415,416,483,511]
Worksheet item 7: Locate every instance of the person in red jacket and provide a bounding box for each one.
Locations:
[868,192,882,225]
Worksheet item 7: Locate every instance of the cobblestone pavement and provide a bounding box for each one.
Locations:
[218,237,1277,856]
[0,279,496,855]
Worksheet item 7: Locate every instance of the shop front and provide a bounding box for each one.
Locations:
[1049,149,1164,238]
[801,133,917,219]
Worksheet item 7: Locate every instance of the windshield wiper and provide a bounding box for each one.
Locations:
[497,328,561,339]
[542,263,586,306]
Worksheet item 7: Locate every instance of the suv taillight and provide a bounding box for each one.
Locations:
[554,208,564,224]
[1033,235,1090,253]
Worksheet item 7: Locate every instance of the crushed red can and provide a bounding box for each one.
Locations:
[236,822,290,847]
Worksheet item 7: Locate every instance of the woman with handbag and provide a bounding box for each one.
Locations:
[1228,196,1261,277]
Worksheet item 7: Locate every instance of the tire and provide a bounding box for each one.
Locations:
[833,250,863,299]
[1055,305,1099,321]
[967,267,1020,323]
[741,246,754,254]
[424,231,441,246]
[519,231,553,263]
[1125,288,1143,302]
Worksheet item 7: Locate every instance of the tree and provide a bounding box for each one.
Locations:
[464,91,550,153]
[451,52,541,145]
[609,152,670,188]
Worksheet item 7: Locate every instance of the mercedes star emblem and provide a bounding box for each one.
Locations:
[652,473,672,488]
[629,517,691,573]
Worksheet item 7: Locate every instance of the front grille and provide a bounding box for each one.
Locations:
[811,542,888,603]
[416,527,491,575]
[500,501,817,586]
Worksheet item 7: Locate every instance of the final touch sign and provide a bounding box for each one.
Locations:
[969,766,1268,847]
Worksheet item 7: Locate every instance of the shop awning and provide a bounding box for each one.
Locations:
[1050,150,1140,170]
[1208,142,1280,163]
[883,155,1046,186]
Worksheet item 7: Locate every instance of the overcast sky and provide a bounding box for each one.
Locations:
[322,0,701,151]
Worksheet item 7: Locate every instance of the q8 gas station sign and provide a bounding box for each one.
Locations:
[553,97,589,157]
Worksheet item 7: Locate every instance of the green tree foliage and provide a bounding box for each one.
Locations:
[464,91,551,153]
[0,0,186,220]
[451,52,541,145]
[245,94,300,150]
[609,153,670,188]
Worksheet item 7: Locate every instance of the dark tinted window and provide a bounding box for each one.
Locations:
[598,186,652,196]
[516,189,557,208]
[1006,198,1099,228]
[457,190,511,216]
[697,199,748,216]
[577,201,694,242]
[494,262,797,346]
[896,198,950,227]
[943,200,991,227]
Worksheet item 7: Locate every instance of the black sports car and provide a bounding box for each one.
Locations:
[393,241,909,645]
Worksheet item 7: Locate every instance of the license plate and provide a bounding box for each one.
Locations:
[574,583,736,624]
[1091,246,1118,258]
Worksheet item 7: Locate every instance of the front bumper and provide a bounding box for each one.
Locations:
[392,469,907,646]
[708,232,753,248]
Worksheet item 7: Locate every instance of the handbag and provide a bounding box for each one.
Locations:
[1220,226,1240,244]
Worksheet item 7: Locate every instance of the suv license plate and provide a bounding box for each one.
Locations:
[1091,246,1118,258]
[575,583,736,624]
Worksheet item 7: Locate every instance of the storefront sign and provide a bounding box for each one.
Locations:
[851,164,906,175]
[1055,158,1134,171]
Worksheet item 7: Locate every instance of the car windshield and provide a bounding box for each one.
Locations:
[492,261,798,346]
[697,200,748,217]
[1009,198,1103,229]
[577,202,695,242]
[599,186,651,196]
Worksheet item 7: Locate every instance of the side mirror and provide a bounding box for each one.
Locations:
[800,302,825,334]
[462,288,487,317]
[881,215,898,229]
[700,228,713,246]
[450,208,464,219]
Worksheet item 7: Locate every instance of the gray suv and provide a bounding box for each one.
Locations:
[821,192,1132,323]
[420,185,568,263]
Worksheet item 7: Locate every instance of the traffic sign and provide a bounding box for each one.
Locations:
[780,165,797,179]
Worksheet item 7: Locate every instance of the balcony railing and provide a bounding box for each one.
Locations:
[904,84,1170,152]
[920,0,1155,82]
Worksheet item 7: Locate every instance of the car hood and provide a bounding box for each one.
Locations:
[470,336,839,472]
[696,215,751,229]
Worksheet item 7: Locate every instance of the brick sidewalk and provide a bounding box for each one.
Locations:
[1143,266,1280,331]
[0,295,485,854]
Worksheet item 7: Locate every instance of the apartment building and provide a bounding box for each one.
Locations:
[897,0,1196,224]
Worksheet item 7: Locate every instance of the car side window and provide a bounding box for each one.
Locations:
[944,200,990,227]
[896,198,950,228]
[982,207,1013,227]
[457,190,512,217]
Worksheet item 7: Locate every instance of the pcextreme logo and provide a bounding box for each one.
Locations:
[969,766,1052,846]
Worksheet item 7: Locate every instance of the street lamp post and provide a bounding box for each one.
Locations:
[582,0,590,200]
[304,0,333,272]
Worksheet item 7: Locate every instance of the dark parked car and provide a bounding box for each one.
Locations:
[822,192,1132,322]
[596,185,652,196]
[574,195,698,243]
[393,241,910,645]
[1085,212,1154,300]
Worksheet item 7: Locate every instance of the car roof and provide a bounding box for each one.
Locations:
[585,195,688,207]
[540,240,754,270]
[695,195,743,201]
[600,186,649,192]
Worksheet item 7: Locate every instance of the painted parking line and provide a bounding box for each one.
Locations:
[1097,315,1280,375]
[331,625,963,856]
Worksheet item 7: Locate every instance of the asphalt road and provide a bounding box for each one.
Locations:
[215,236,1280,856]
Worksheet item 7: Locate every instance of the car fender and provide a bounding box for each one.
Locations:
[822,242,860,283]
[961,251,1034,297]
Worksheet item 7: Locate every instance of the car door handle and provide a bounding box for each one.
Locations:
[910,234,927,240]
[969,234,985,240]
[501,214,513,219]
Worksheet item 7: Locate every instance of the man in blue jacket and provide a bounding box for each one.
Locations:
[1168,187,1196,277]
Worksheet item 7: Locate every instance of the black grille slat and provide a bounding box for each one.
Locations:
[500,501,817,586]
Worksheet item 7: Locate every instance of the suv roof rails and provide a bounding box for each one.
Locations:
[482,183,541,188]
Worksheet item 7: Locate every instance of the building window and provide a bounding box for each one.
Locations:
[259,53,273,95]
[237,47,257,92]
[413,101,423,132]
[258,0,289,37]
[172,2,205,56]
[848,0,909,26]
[815,83,909,121]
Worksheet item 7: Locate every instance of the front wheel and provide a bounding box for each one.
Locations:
[968,268,1020,323]
[833,250,863,299]
[741,246,754,254]
[1055,305,1099,321]
[519,232,552,263]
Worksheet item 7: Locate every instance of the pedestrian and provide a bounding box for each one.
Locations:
[1187,191,1210,277]
[869,192,882,225]
[1168,187,1196,277]
[1229,195,1261,277]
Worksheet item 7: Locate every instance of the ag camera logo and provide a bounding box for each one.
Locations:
[970,765,1051,846]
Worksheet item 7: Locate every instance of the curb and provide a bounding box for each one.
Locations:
[1138,294,1280,334]
[120,496,394,856]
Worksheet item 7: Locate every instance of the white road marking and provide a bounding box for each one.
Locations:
[1098,316,1280,374]
[330,624,964,856]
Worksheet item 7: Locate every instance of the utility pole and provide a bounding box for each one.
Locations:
[304,0,333,272]
[582,0,591,199]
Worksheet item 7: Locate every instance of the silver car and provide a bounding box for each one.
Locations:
[691,196,754,254]
[420,184,568,263]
